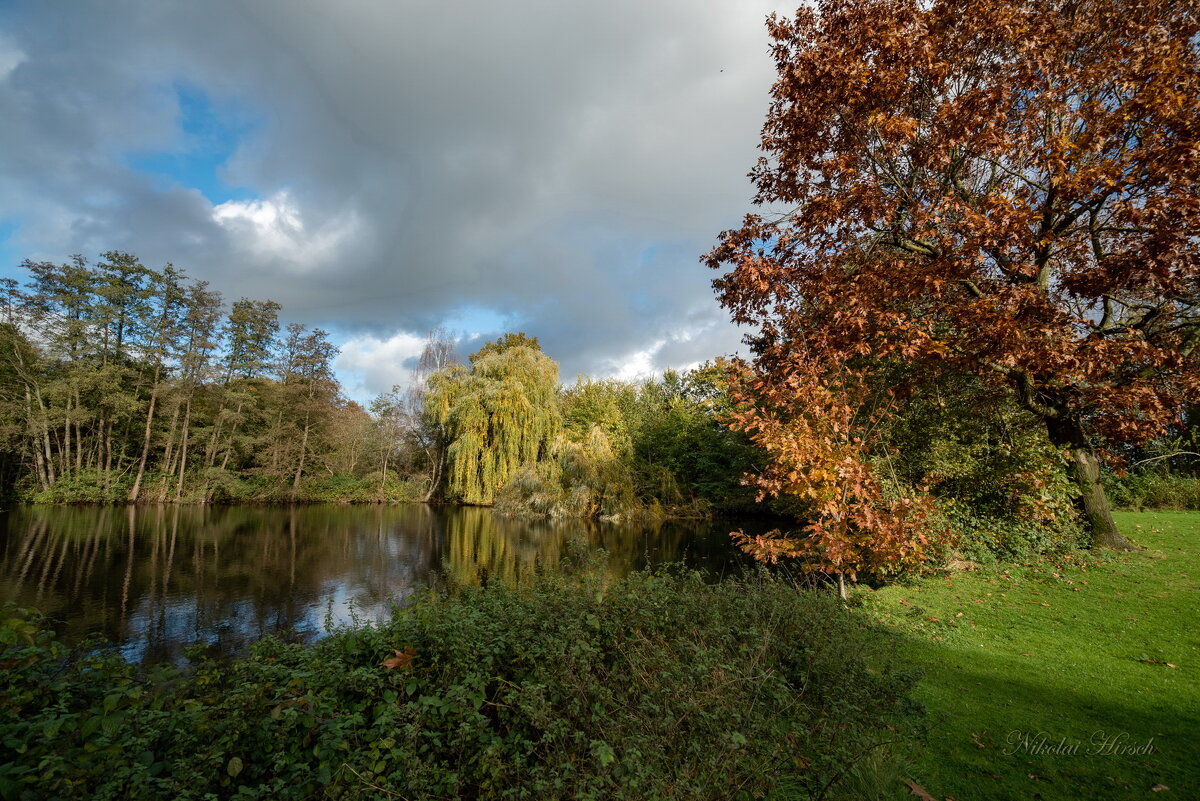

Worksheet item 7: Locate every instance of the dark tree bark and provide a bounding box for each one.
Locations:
[1045,416,1136,551]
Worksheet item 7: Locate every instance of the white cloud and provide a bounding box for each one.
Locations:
[605,341,664,383]
[211,192,360,272]
[0,35,25,82]
[334,329,429,402]
[0,0,779,378]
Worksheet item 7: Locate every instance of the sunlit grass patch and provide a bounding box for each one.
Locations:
[863,511,1200,800]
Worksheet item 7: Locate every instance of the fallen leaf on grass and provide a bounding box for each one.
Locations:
[955,612,963,618]
[903,779,937,801]
[970,731,986,749]
[1138,656,1177,668]
[927,617,941,622]
[1020,653,1035,657]
[381,647,417,670]
[1151,784,1169,791]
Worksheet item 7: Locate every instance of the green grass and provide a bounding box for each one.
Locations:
[861,511,1200,801]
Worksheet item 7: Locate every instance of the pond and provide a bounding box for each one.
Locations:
[0,504,766,663]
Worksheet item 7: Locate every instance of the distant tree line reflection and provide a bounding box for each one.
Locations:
[0,505,753,662]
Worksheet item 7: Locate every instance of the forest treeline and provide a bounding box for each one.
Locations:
[0,254,759,513]
[0,253,364,504]
[2,253,1197,557]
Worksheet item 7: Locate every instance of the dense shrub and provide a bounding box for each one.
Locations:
[21,468,426,505]
[1104,471,1200,511]
[876,373,1086,562]
[25,468,132,504]
[0,567,919,800]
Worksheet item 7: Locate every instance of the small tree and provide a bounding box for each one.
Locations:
[708,0,1200,551]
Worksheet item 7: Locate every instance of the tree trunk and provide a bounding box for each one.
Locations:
[422,447,443,502]
[161,400,181,482]
[1046,416,1136,551]
[129,367,162,501]
[379,448,390,497]
[293,415,311,491]
[33,385,55,486]
[74,388,83,471]
[175,396,192,501]
[62,393,72,478]
[24,386,49,490]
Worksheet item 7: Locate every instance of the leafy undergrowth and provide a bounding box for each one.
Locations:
[1,563,918,800]
[862,511,1200,800]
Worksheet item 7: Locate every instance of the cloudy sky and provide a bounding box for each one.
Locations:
[0,0,784,401]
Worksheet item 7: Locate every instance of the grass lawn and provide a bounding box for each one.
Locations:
[860,511,1200,801]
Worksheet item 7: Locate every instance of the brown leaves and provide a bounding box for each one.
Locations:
[708,0,1200,506]
[380,647,417,671]
[903,779,938,801]
[1138,657,1177,668]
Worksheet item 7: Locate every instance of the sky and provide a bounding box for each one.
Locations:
[0,0,785,402]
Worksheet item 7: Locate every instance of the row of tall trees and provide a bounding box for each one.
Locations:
[0,253,366,502]
[0,266,757,516]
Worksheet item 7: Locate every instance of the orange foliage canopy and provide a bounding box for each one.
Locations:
[709,0,1200,561]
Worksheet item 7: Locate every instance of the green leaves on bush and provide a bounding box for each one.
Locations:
[0,568,918,800]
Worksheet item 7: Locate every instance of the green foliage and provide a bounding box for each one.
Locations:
[427,335,562,505]
[497,365,762,519]
[876,373,1085,561]
[1104,471,1200,511]
[27,469,428,505]
[0,569,919,800]
[1,255,446,506]
[296,473,427,504]
[27,468,132,504]
[626,364,761,513]
[496,425,643,519]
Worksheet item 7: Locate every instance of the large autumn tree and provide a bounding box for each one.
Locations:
[708,0,1200,552]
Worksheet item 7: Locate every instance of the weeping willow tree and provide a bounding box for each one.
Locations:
[496,425,640,519]
[425,333,561,505]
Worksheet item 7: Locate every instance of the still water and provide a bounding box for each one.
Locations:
[0,504,760,663]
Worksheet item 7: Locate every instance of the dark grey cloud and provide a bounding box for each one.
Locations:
[0,0,781,398]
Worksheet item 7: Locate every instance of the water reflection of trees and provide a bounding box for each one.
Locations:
[0,505,750,662]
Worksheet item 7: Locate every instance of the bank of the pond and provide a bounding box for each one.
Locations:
[862,511,1200,800]
[1,567,918,801]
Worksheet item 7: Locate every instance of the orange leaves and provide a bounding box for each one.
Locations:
[727,356,937,578]
[708,0,1200,506]
[380,647,417,671]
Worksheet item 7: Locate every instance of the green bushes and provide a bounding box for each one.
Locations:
[1104,471,1200,511]
[0,567,918,800]
[21,469,426,505]
[25,468,132,504]
[873,373,1087,563]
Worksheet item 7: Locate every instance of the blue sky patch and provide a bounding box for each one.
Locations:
[0,218,20,276]
[126,82,258,205]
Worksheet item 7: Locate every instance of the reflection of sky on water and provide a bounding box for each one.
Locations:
[1,504,760,663]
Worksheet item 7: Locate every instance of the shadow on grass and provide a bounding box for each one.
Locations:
[888,630,1198,801]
